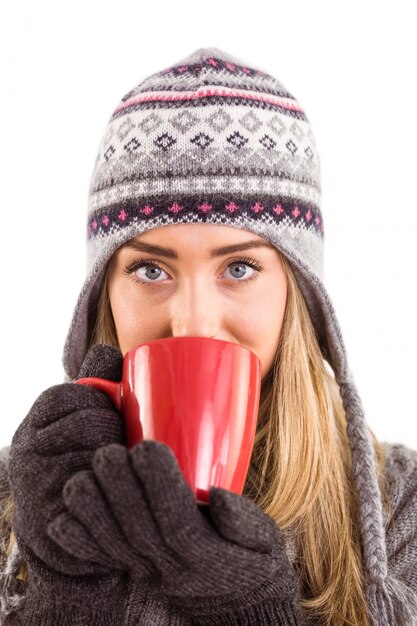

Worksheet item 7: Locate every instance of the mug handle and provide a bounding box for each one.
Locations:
[74,377,122,412]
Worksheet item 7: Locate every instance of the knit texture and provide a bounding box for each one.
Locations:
[1,441,416,624]
[6,346,129,625]
[46,441,307,623]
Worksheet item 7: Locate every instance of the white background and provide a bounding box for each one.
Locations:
[1,1,416,449]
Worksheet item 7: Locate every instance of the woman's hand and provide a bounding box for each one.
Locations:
[49,440,305,624]
[8,344,129,621]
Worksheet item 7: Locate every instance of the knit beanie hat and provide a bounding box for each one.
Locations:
[63,47,414,624]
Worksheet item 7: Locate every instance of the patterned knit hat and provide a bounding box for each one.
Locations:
[63,47,413,623]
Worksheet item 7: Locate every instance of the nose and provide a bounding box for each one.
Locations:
[169,278,221,339]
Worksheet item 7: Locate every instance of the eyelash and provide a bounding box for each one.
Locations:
[123,256,264,287]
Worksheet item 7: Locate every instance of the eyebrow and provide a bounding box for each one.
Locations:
[121,239,276,259]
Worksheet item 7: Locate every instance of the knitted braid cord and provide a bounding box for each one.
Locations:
[339,378,417,626]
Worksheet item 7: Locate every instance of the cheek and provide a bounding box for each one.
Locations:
[108,281,158,354]
[252,280,287,378]
[247,276,286,336]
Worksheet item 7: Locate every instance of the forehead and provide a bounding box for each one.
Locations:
[134,222,267,243]
[120,223,277,259]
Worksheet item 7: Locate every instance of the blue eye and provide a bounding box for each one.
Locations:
[225,261,256,280]
[124,257,264,286]
[135,262,168,282]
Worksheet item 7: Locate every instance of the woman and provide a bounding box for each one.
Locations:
[1,47,416,625]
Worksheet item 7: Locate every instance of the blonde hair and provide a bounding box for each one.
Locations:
[2,253,391,625]
[242,255,391,624]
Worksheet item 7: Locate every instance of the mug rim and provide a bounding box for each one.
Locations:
[124,336,260,362]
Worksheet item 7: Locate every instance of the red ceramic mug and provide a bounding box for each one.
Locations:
[75,336,262,503]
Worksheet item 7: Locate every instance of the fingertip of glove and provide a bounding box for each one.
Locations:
[129,441,189,489]
[209,486,246,511]
[63,469,94,503]
[130,440,177,469]
[47,512,70,541]
[134,439,174,456]
[93,443,128,471]
[77,344,123,381]
[208,487,283,552]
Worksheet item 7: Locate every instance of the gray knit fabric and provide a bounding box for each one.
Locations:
[6,46,402,623]
[0,442,416,623]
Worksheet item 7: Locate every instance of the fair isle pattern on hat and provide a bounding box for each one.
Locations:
[86,48,323,281]
[63,48,417,625]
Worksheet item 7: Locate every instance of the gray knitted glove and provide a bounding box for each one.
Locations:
[49,441,306,625]
[8,345,129,625]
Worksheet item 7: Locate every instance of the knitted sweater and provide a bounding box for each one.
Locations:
[0,441,416,625]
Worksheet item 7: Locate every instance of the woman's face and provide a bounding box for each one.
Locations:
[107,223,287,379]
